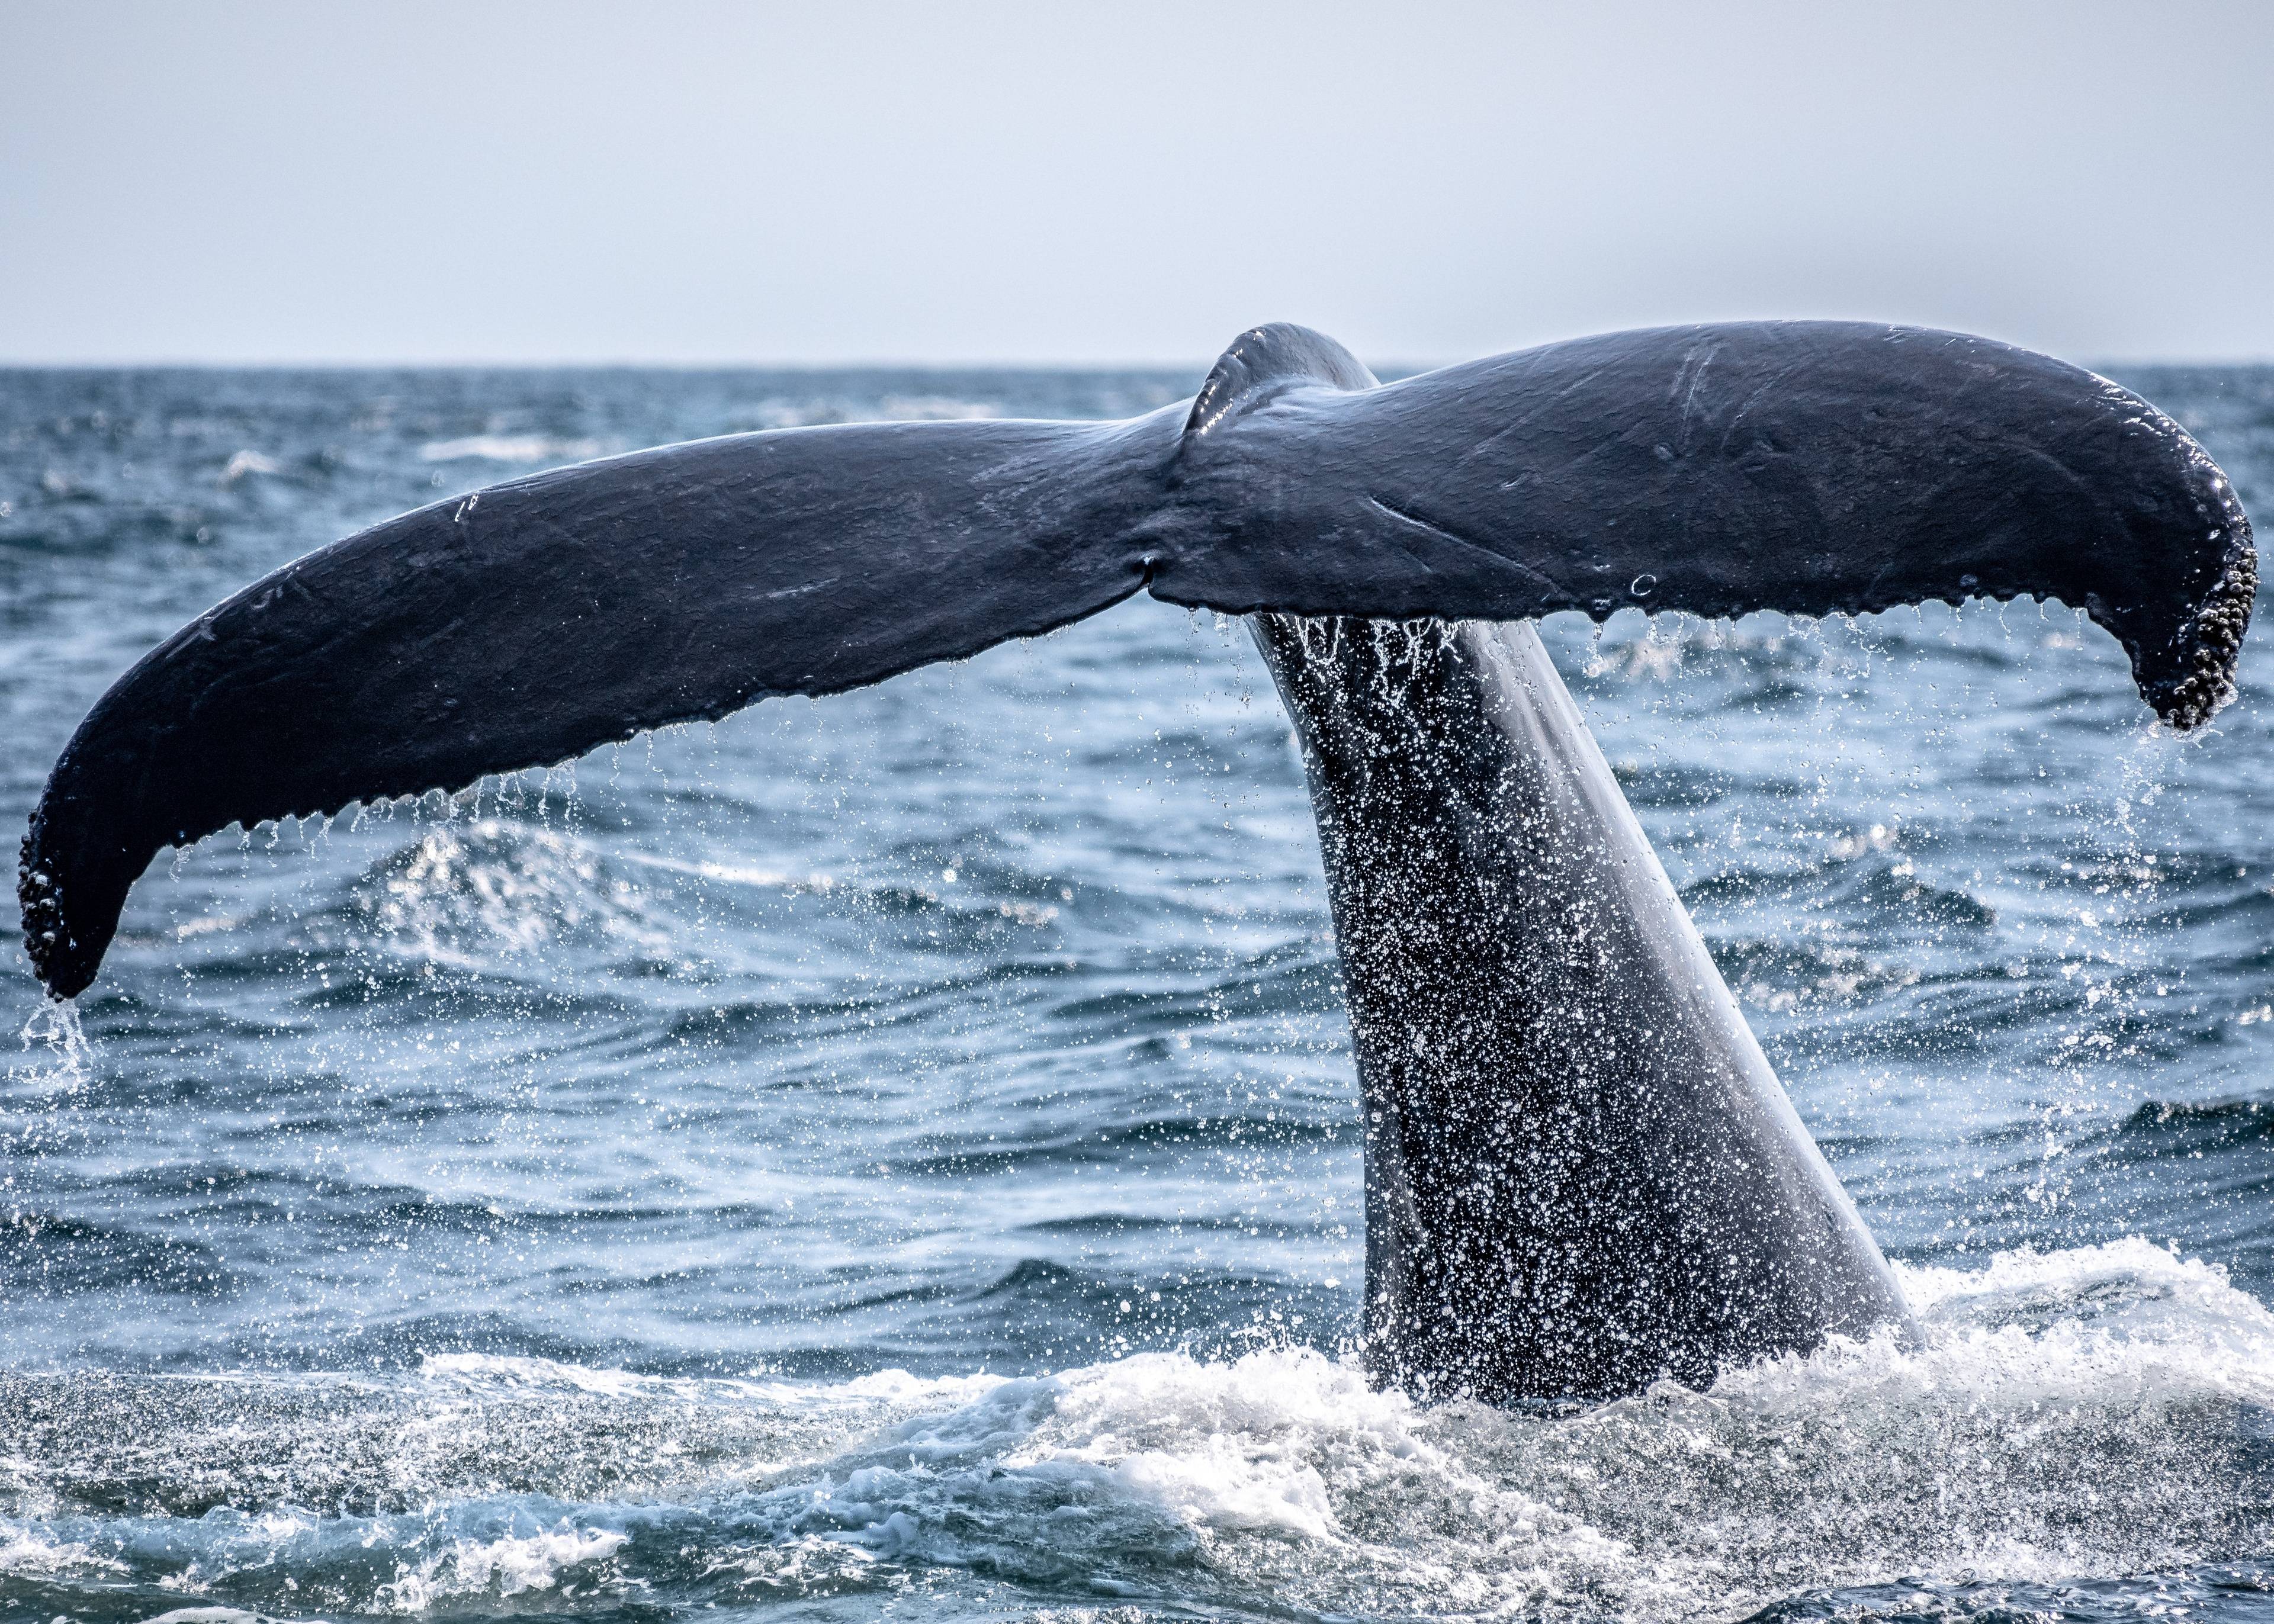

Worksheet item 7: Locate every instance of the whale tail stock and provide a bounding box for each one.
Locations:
[15,322,2253,1401]
[1254,612,1918,1401]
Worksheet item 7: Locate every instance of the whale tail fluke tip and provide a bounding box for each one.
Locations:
[2154,527,2255,733]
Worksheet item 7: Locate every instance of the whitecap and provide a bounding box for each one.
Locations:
[217,449,283,485]
[0,1520,128,1580]
[416,434,606,464]
[375,1523,627,1612]
[5,1246,2272,1620]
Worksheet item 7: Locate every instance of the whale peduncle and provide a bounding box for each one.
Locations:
[1252,612,1913,1402]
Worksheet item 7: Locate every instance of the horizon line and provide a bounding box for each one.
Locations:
[6,350,2274,374]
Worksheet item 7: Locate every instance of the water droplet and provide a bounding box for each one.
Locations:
[19,998,91,1089]
[1630,574,1656,598]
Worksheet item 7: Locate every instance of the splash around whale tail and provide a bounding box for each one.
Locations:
[20,321,2254,998]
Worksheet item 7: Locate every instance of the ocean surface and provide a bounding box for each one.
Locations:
[2,361,2273,1624]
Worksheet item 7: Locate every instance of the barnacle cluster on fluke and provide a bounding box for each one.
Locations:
[2157,539,2257,731]
[17,836,65,993]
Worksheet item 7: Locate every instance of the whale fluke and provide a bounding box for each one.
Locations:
[21,321,2253,1009]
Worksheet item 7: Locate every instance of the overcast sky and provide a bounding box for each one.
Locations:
[4,1,2270,366]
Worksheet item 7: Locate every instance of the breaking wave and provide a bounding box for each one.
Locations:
[3,1244,2271,1622]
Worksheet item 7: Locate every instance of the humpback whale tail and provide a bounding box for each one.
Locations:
[20,321,2253,1002]
[17,320,2254,1401]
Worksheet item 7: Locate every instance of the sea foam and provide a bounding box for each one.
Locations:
[4,1242,2267,1621]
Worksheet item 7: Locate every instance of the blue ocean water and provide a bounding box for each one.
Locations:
[2,362,2272,1623]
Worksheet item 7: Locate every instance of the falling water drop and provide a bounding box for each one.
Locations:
[1631,574,1656,598]
[19,998,91,1088]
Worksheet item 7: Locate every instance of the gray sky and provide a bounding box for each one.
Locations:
[4,1,2270,366]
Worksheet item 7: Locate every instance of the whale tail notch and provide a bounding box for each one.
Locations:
[20,320,2256,998]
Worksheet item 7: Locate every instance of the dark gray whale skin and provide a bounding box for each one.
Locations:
[18,321,2254,1404]
[1255,612,1911,1402]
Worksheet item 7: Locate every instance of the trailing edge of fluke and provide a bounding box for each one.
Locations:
[18,321,2259,999]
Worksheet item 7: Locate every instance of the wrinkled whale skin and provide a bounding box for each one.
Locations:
[1254,613,1913,1401]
